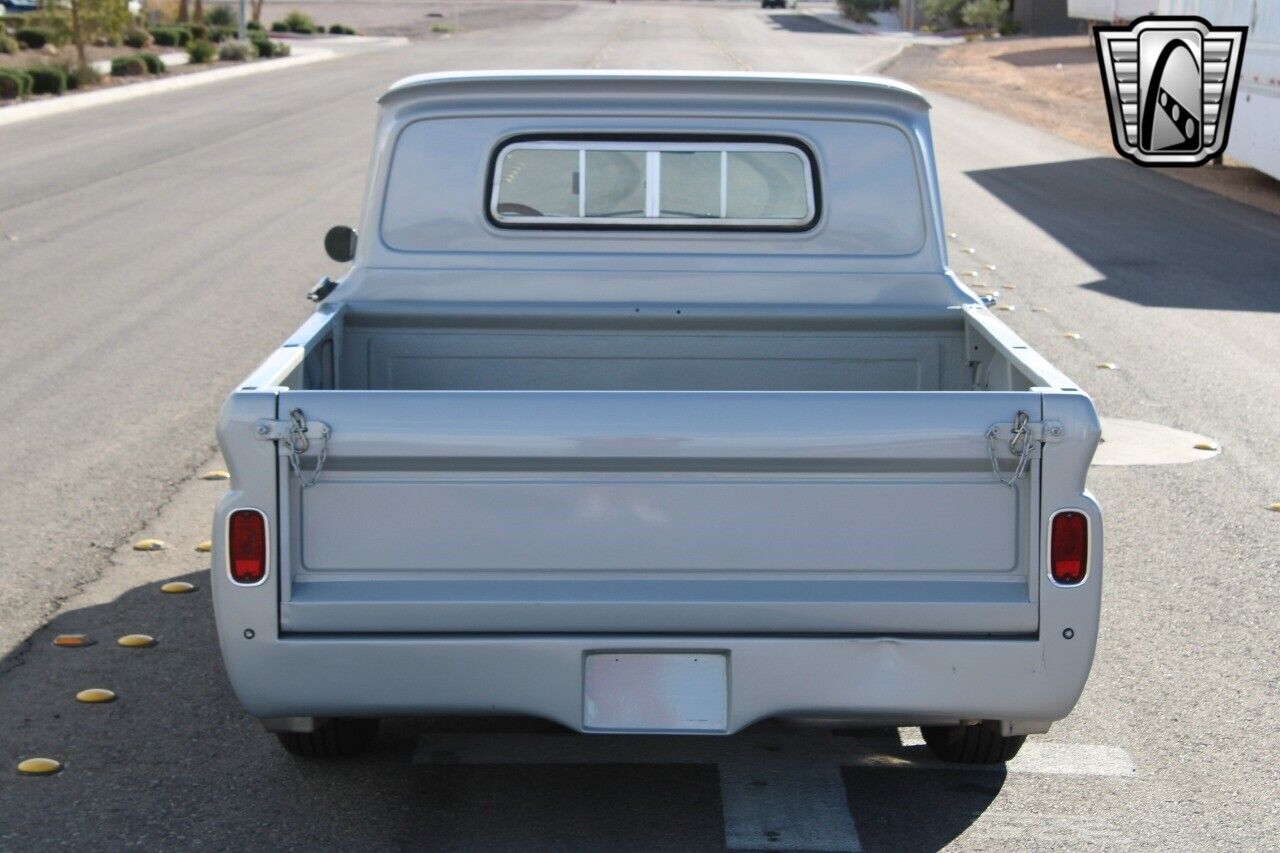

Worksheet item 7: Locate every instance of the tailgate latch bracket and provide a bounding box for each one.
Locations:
[255,409,330,489]
[986,412,1063,487]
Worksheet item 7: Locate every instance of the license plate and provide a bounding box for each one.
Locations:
[583,653,728,733]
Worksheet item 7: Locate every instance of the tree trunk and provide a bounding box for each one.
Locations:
[69,0,87,70]
[251,0,264,24]
[194,0,204,23]
[178,0,189,23]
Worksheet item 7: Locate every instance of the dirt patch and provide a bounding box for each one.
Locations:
[259,0,578,40]
[887,35,1280,217]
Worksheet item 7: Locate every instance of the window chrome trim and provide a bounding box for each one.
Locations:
[489,139,818,229]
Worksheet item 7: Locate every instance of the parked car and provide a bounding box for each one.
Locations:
[762,0,799,9]
[1,0,39,13]
[212,71,1103,765]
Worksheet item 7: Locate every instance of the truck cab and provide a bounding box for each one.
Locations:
[212,71,1102,763]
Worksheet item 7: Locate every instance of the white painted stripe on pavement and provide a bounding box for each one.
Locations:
[719,760,861,852]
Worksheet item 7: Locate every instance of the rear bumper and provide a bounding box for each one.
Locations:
[218,632,1095,734]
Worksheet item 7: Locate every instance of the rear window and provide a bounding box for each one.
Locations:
[490,140,816,229]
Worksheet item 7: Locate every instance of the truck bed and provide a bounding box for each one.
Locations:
[311,304,1053,393]
[219,301,1088,637]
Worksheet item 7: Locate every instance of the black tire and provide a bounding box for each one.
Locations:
[276,718,380,758]
[920,721,1025,764]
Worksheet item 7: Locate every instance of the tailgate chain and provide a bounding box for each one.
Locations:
[987,410,1034,487]
[283,408,328,489]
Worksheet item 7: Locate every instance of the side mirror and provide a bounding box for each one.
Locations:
[324,225,357,263]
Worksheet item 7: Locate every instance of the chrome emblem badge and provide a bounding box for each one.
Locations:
[1094,16,1247,167]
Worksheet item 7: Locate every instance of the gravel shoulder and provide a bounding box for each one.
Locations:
[886,35,1280,217]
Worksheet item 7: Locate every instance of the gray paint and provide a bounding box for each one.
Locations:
[213,72,1101,735]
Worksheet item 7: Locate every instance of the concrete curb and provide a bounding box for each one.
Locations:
[0,47,341,129]
[855,43,907,75]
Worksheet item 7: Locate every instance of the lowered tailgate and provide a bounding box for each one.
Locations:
[272,391,1043,635]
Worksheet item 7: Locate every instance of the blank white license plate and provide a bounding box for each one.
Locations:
[583,653,728,733]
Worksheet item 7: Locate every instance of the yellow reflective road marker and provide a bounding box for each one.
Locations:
[202,469,230,480]
[1064,332,1081,340]
[1097,362,1118,370]
[996,305,1015,312]
[117,634,155,649]
[160,581,196,594]
[962,247,976,254]
[17,758,62,776]
[1194,441,1219,451]
[961,271,978,277]
[983,264,997,271]
[76,688,116,704]
[1031,306,1049,313]
[947,232,957,239]
[53,634,94,648]
[1266,502,1280,513]
[133,539,167,551]
[194,540,212,553]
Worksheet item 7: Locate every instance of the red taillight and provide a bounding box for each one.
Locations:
[228,510,267,585]
[1050,511,1088,585]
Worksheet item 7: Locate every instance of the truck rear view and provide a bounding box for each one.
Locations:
[212,71,1102,764]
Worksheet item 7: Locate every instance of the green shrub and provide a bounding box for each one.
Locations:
[27,63,66,95]
[246,20,263,31]
[135,51,165,73]
[64,62,101,90]
[208,25,235,42]
[271,39,289,57]
[16,27,52,49]
[122,28,151,48]
[282,11,315,32]
[328,24,355,35]
[218,39,254,61]
[0,32,19,54]
[922,0,966,28]
[189,23,207,40]
[150,27,190,47]
[0,67,32,98]
[110,55,147,76]
[206,4,236,27]
[270,21,288,32]
[186,38,215,63]
[960,0,1009,29]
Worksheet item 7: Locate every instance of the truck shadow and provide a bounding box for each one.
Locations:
[0,572,1000,852]
[965,157,1280,312]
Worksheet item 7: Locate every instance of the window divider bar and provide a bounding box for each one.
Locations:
[578,149,587,218]
[719,150,728,219]
[645,151,661,218]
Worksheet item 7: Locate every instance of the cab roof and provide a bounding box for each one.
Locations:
[379,69,931,113]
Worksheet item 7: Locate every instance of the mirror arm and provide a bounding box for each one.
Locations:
[307,276,339,303]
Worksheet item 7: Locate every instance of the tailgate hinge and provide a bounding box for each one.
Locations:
[986,412,1063,487]
[255,409,330,489]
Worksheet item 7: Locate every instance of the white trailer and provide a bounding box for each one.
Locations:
[1157,1,1280,180]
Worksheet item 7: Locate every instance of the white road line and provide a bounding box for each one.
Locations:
[719,759,861,852]
[414,728,1135,850]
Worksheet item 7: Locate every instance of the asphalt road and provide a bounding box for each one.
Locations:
[1,2,1278,850]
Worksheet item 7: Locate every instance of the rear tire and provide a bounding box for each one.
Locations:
[920,721,1025,764]
[276,718,380,758]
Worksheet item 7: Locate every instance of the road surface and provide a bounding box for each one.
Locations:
[0,2,1277,850]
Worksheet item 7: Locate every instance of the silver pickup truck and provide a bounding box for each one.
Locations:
[213,71,1102,764]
